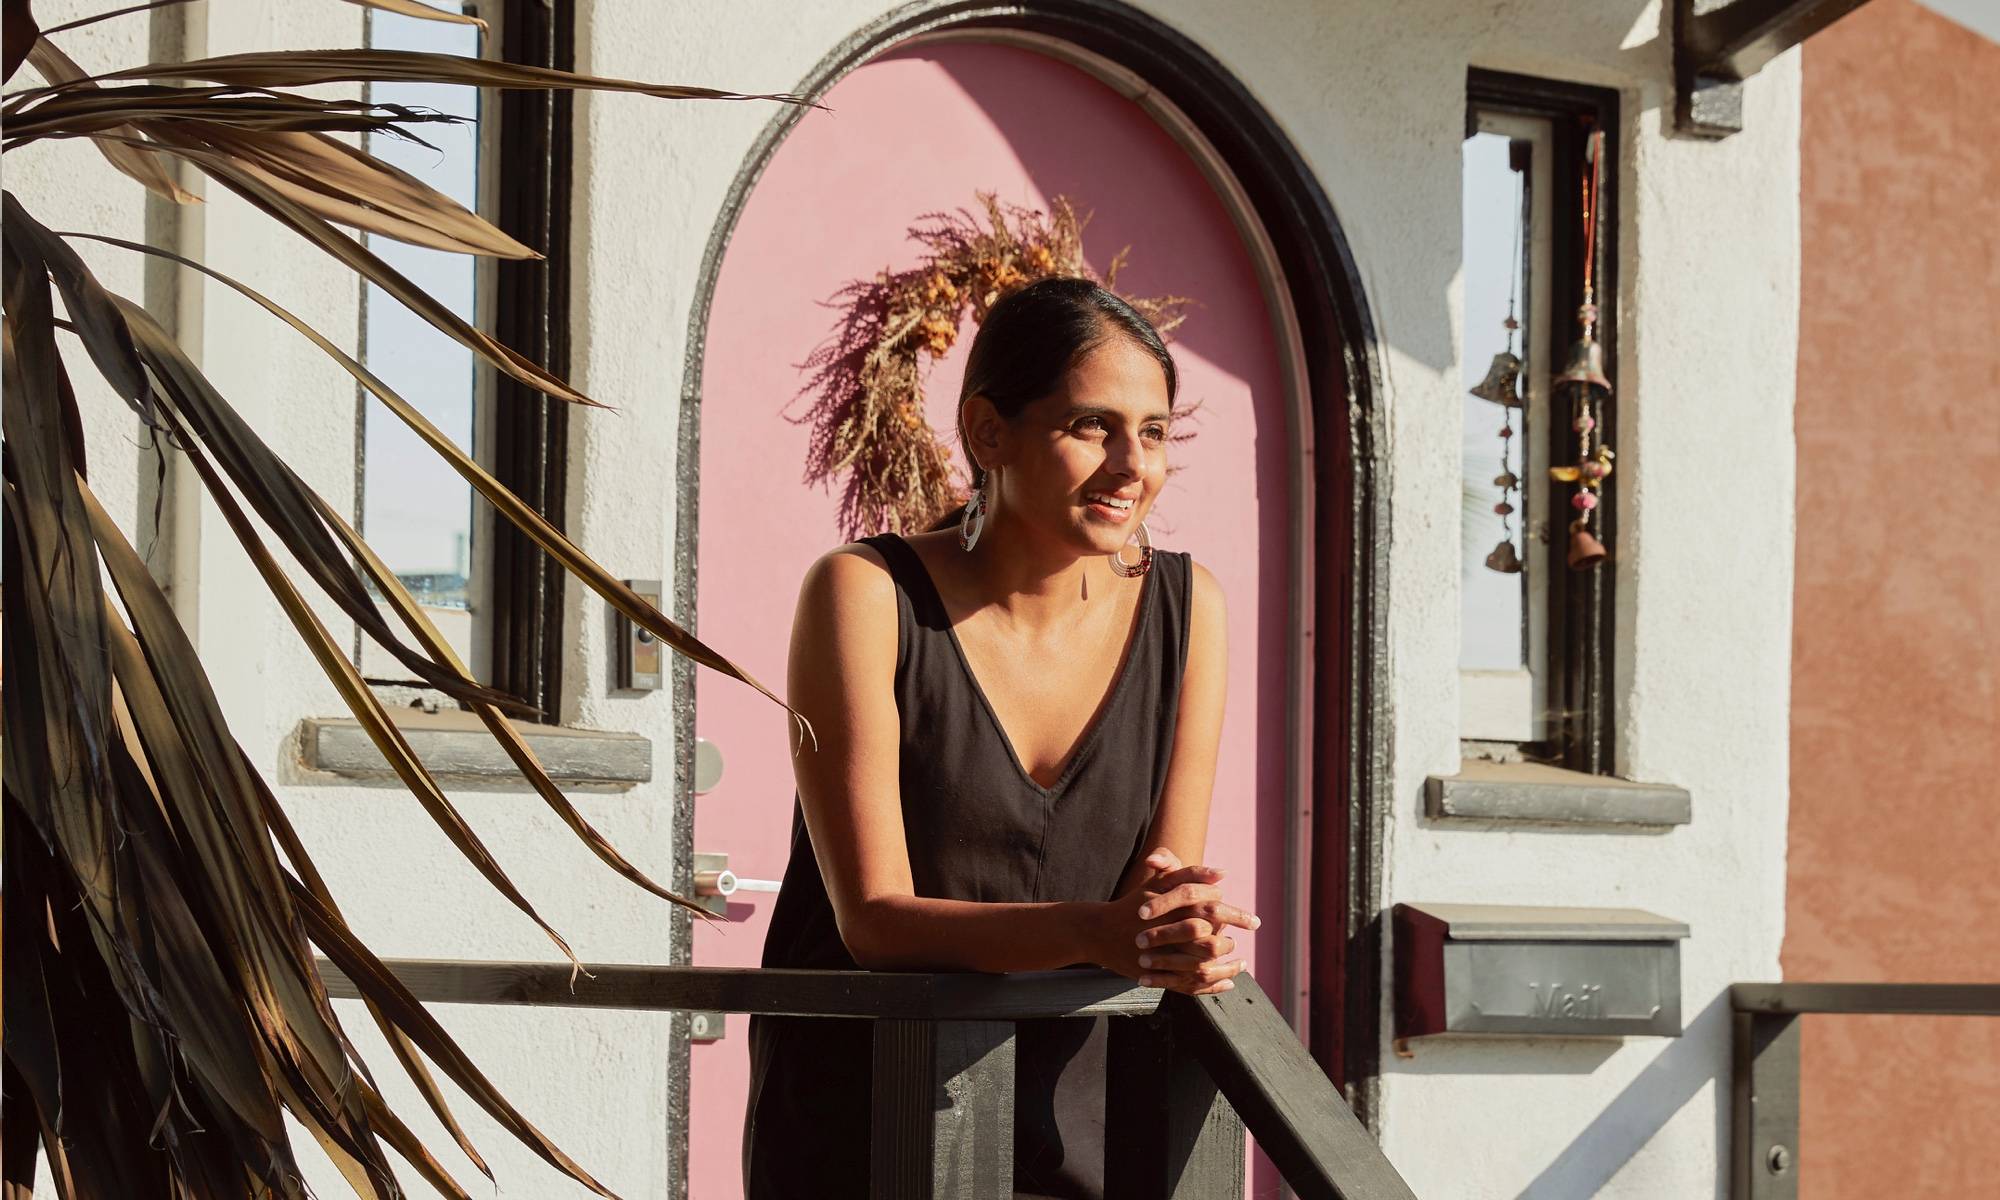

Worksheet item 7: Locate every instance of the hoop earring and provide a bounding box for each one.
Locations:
[1109,520,1153,578]
[958,478,989,552]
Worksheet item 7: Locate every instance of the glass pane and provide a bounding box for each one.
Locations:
[359,8,480,666]
[1461,111,1553,747]
[1460,129,1530,674]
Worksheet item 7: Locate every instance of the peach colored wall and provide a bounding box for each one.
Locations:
[1789,3,2000,1195]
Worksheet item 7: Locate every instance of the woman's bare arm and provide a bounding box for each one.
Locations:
[1114,561,1229,899]
[1106,562,1253,993]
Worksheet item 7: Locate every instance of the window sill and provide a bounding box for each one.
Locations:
[295,711,652,790]
[1425,760,1689,829]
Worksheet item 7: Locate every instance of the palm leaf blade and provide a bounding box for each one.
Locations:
[21,39,198,203]
[84,48,806,105]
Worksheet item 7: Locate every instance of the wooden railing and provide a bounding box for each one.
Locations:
[318,960,1419,1200]
[1730,981,2000,1200]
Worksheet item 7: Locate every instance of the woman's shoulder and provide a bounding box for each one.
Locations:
[1183,555,1221,604]
[1155,547,1218,601]
[812,529,944,574]
[802,538,895,600]
[799,532,947,615]
[792,541,905,658]
[1164,552,1224,639]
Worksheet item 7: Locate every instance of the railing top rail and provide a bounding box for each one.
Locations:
[1730,981,2000,1017]
[316,958,1164,1020]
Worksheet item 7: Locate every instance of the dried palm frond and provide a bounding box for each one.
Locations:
[1,9,803,1197]
[47,46,807,102]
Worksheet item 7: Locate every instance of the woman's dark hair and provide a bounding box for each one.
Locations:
[930,277,1176,529]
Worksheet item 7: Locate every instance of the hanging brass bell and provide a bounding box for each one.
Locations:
[1567,525,1608,570]
[1556,335,1612,394]
[1469,351,1523,407]
[1485,538,1523,574]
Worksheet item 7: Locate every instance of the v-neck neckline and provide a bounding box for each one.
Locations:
[888,534,1157,798]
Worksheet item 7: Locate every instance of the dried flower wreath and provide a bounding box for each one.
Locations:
[792,193,1191,538]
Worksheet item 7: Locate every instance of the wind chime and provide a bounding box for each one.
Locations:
[1470,150,1526,575]
[1552,127,1613,570]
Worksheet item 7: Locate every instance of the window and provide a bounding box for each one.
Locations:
[1461,71,1617,773]
[1460,109,1552,745]
[356,6,481,676]
[355,1,570,720]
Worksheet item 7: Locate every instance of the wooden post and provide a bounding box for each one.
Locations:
[1105,1011,1245,1199]
[871,1019,1016,1199]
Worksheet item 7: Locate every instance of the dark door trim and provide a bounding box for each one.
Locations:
[667,3,1392,1188]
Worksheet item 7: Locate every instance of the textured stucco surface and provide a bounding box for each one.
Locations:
[13,0,1810,1196]
[1259,3,1801,1196]
[1788,3,2000,1196]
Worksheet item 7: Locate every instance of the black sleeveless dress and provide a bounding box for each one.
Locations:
[743,533,1193,1199]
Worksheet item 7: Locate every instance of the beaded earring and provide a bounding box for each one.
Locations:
[1109,520,1154,578]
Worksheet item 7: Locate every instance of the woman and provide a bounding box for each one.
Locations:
[744,277,1255,1198]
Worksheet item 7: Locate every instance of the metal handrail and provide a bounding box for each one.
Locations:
[1729,981,2000,1017]
[1730,980,2000,1200]
[317,958,1419,1200]
[317,958,1165,1020]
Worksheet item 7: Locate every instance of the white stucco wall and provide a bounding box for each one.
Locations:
[13,0,1797,1196]
[1182,3,1800,1198]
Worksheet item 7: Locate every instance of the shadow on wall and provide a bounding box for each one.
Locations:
[1514,994,1731,1199]
[1389,1033,1620,1078]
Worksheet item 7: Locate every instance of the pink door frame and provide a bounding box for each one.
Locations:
[666,4,1392,1193]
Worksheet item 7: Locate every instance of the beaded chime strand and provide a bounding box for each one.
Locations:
[1472,153,1528,575]
[1552,128,1613,570]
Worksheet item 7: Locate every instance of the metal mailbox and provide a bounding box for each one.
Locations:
[1393,902,1688,1041]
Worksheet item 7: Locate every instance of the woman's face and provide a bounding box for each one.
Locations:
[978,334,1173,559]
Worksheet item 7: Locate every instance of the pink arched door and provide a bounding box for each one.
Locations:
[693,40,1295,1196]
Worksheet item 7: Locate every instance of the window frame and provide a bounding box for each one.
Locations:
[1464,69,1619,775]
[481,0,574,722]
[1459,108,1555,746]
[356,1,571,721]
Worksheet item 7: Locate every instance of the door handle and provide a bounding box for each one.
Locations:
[684,848,778,1047]
[693,868,782,900]
[690,851,779,916]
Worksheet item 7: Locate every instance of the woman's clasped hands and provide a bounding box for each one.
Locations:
[1096,847,1259,996]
